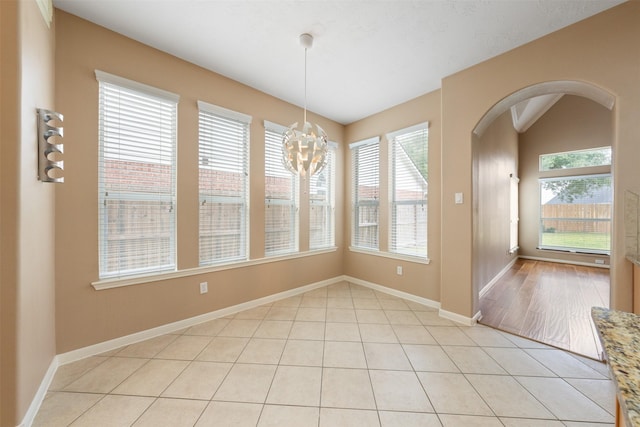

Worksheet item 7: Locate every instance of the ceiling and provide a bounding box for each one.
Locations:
[53,0,625,125]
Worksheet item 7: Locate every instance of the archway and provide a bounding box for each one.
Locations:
[472,81,615,359]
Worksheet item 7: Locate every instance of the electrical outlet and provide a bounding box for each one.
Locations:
[199,282,208,294]
[396,266,403,275]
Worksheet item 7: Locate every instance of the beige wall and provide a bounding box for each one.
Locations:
[441,1,640,317]
[519,95,613,265]
[3,3,638,420]
[1,0,58,424]
[472,111,518,299]
[54,11,345,353]
[0,2,19,424]
[344,91,441,301]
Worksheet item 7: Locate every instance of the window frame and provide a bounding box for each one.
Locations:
[539,146,611,171]
[538,173,612,255]
[197,100,251,266]
[96,70,179,279]
[387,123,429,259]
[264,120,300,256]
[309,142,337,250]
[509,174,520,254]
[350,136,380,251]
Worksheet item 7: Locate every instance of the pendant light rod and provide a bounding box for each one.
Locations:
[300,33,313,125]
[304,45,308,124]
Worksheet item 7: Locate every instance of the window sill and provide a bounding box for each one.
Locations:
[537,246,610,256]
[92,247,338,290]
[348,246,430,264]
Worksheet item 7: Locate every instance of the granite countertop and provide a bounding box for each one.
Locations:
[592,306,640,427]
[627,255,640,267]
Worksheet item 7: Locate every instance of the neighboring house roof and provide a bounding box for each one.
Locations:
[396,147,428,194]
[545,185,612,205]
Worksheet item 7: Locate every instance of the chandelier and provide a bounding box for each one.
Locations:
[282,33,328,178]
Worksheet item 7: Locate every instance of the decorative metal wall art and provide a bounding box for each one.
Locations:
[37,108,64,183]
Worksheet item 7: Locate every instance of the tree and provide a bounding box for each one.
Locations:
[544,176,610,203]
[541,148,611,202]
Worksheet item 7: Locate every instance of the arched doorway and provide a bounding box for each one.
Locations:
[472,81,615,359]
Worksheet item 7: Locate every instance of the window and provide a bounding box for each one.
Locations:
[388,124,428,258]
[539,174,611,254]
[350,137,380,250]
[540,146,611,171]
[96,71,178,279]
[264,121,299,256]
[309,143,336,250]
[198,101,250,266]
[510,174,520,253]
[538,147,612,254]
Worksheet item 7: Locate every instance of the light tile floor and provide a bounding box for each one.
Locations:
[34,282,616,426]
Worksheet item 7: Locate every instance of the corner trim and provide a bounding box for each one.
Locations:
[18,356,59,427]
[439,308,481,326]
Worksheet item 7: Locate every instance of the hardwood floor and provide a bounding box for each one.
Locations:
[478,259,610,360]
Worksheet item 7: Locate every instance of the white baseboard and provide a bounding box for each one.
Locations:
[479,257,519,298]
[341,275,440,310]
[18,356,59,427]
[57,276,341,366]
[60,274,444,365]
[439,308,481,326]
[519,255,610,269]
[344,275,478,325]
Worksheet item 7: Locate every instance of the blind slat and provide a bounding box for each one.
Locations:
[265,126,299,255]
[198,106,250,266]
[98,77,177,279]
[310,146,336,249]
[391,126,428,258]
[351,139,380,250]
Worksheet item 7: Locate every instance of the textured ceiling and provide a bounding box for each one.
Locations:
[53,0,625,125]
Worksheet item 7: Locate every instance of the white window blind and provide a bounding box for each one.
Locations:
[198,101,251,266]
[264,121,299,256]
[351,137,380,250]
[510,174,520,254]
[388,124,428,258]
[309,143,336,250]
[96,71,178,279]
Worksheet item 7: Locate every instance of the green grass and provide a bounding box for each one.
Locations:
[540,232,610,251]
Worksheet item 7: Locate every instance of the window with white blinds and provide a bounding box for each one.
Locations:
[264,121,299,256]
[510,174,520,254]
[96,71,178,279]
[351,137,380,250]
[309,143,336,250]
[198,101,251,266]
[388,123,428,258]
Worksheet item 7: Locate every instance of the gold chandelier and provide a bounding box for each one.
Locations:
[282,33,328,178]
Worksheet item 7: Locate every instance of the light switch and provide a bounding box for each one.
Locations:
[455,192,463,204]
